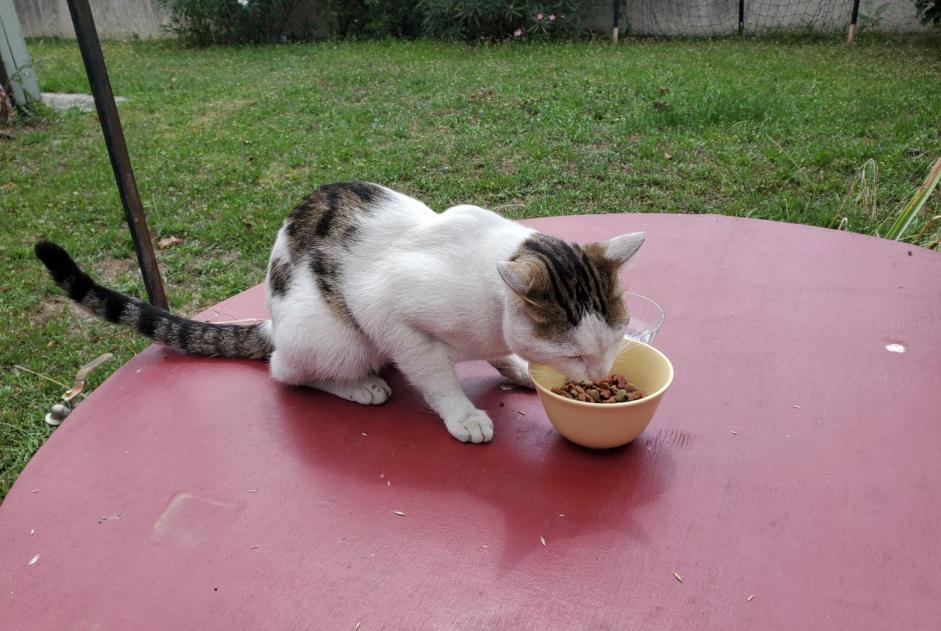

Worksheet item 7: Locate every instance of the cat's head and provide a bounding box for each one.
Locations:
[498,232,645,382]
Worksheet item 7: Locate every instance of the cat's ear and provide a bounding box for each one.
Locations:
[603,232,645,267]
[497,260,536,296]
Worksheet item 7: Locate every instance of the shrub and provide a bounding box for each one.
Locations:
[914,0,941,29]
[157,0,310,45]
[328,1,423,39]
[418,1,589,41]
[158,0,594,44]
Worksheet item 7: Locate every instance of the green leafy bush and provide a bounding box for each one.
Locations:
[157,0,310,45]
[328,1,422,39]
[158,0,593,44]
[915,0,941,28]
[418,1,589,41]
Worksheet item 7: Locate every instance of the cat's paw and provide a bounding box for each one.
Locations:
[352,375,392,405]
[317,375,391,405]
[445,410,494,444]
[490,356,535,389]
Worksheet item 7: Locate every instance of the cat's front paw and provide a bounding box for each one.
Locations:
[490,355,535,389]
[314,375,391,405]
[352,375,392,405]
[445,410,494,444]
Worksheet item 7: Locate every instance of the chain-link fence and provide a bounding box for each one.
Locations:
[610,0,924,37]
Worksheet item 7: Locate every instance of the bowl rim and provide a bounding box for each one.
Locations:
[528,338,675,409]
[623,291,665,336]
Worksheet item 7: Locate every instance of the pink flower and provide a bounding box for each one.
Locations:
[549,15,556,22]
[513,28,523,37]
[536,13,544,20]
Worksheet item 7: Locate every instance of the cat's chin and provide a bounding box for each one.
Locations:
[521,355,588,382]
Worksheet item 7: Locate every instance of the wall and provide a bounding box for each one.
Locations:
[15,0,170,39]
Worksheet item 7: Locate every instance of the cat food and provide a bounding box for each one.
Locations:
[551,374,645,404]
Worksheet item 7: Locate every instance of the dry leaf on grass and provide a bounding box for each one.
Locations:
[156,235,184,250]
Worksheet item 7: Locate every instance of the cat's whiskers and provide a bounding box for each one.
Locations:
[619,338,641,353]
[208,318,266,325]
[476,345,515,359]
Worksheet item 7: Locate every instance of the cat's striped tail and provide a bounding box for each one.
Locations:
[35,241,272,360]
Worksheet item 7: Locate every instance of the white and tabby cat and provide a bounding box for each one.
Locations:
[35,182,644,443]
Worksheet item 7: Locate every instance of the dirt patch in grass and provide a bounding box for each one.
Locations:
[187,98,250,130]
[93,255,140,284]
[31,294,93,326]
[30,255,139,326]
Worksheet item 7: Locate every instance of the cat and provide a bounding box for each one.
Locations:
[35,182,644,443]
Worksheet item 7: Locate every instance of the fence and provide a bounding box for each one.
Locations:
[608,0,926,36]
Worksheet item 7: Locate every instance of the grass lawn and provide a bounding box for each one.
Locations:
[1,36,940,498]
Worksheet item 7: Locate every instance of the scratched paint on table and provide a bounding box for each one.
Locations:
[152,493,240,548]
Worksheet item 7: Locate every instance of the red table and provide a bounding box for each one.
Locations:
[3,214,940,630]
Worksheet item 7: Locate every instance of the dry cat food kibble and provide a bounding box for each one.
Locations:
[551,375,645,404]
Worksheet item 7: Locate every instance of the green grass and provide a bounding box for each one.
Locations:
[2,36,940,498]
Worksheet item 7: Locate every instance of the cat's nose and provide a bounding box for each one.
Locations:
[587,358,615,382]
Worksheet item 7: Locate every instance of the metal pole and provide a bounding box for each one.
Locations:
[0,0,41,109]
[848,0,861,43]
[738,0,745,36]
[64,0,168,309]
[612,0,621,43]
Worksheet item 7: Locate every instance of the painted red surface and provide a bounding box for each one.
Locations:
[2,214,940,630]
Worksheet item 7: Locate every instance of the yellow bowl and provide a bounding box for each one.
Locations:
[529,338,674,449]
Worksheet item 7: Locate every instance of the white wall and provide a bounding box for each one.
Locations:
[15,0,170,39]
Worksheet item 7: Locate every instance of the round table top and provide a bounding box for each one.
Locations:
[3,214,940,630]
